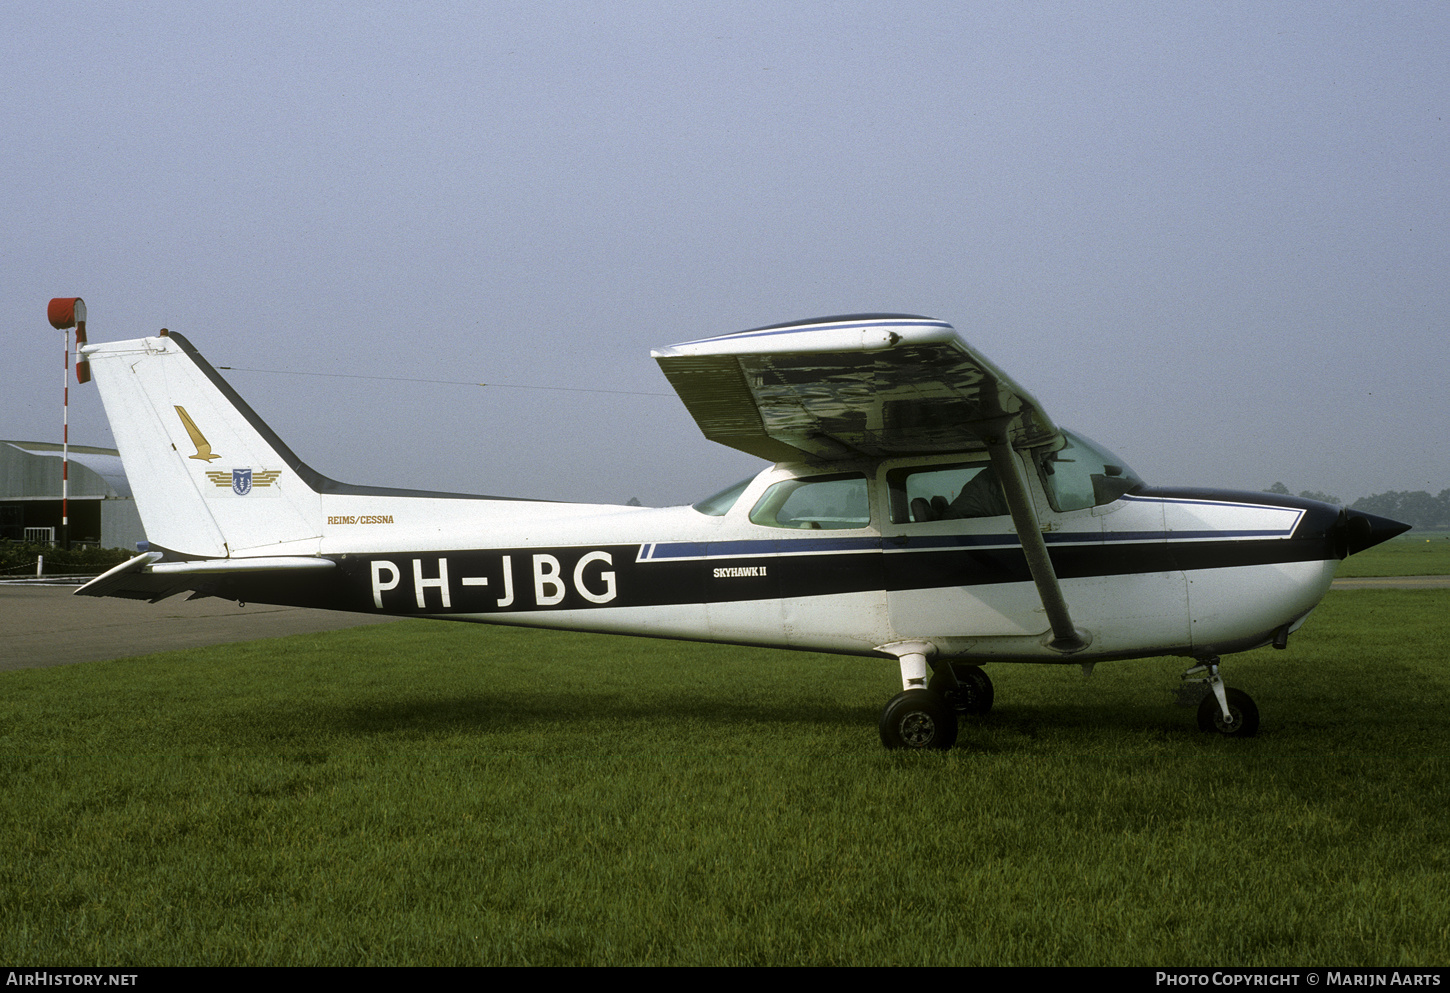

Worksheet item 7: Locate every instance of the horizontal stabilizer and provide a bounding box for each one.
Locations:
[75,551,335,603]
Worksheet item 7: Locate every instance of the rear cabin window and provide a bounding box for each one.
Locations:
[748,473,870,530]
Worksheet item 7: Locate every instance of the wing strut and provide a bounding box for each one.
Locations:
[980,420,1088,654]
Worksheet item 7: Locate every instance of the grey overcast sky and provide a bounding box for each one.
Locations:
[4,1,1447,506]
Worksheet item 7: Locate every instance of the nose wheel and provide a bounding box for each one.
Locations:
[1196,686,1260,736]
[1181,658,1260,737]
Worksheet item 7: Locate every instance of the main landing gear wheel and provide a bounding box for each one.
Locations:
[879,689,958,750]
[928,663,994,716]
[1197,687,1260,737]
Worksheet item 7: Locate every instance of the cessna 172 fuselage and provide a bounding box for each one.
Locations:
[67,309,1407,749]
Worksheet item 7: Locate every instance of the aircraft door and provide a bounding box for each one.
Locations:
[882,457,1057,639]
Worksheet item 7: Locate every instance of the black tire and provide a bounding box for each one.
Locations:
[1196,687,1260,737]
[879,689,959,750]
[928,663,995,716]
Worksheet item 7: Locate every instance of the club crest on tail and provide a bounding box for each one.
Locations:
[204,469,282,494]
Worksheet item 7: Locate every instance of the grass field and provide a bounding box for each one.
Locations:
[1336,529,1450,577]
[2,591,1447,966]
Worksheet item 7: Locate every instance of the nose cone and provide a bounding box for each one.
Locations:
[1338,509,1412,558]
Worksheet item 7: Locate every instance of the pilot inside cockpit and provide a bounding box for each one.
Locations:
[901,463,1009,523]
[942,464,1009,518]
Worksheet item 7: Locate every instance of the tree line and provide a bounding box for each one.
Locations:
[1265,483,1450,530]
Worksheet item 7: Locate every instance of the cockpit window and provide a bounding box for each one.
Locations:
[692,476,755,516]
[887,462,1009,524]
[1036,431,1143,512]
[748,473,870,530]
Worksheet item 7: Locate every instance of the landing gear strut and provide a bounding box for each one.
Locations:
[877,644,961,750]
[873,647,999,750]
[1179,657,1260,737]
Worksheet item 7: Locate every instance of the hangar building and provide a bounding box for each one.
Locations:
[0,441,144,550]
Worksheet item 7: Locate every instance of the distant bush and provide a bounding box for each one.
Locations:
[1266,483,1450,531]
[1348,490,1450,531]
[0,541,133,576]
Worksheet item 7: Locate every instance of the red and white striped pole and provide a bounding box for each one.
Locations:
[48,297,87,551]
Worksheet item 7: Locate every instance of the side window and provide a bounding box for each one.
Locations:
[887,463,1008,524]
[749,474,870,530]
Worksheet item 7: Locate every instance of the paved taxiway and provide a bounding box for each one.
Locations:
[1,576,1445,672]
[0,583,397,672]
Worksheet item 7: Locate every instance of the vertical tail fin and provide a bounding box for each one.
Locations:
[81,333,323,558]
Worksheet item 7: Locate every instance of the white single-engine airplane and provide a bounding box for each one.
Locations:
[69,309,1408,749]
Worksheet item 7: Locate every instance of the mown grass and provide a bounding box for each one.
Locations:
[1336,529,1450,577]
[1,592,1447,966]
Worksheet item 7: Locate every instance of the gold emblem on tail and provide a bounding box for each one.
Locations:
[174,406,220,462]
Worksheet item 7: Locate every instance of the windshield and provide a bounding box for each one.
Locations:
[1036,431,1143,511]
[692,476,755,516]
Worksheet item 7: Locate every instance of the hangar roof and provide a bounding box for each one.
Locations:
[0,441,132,500]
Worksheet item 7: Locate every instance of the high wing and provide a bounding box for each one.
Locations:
[655,314,1086,652]
[651,314,1061,463]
